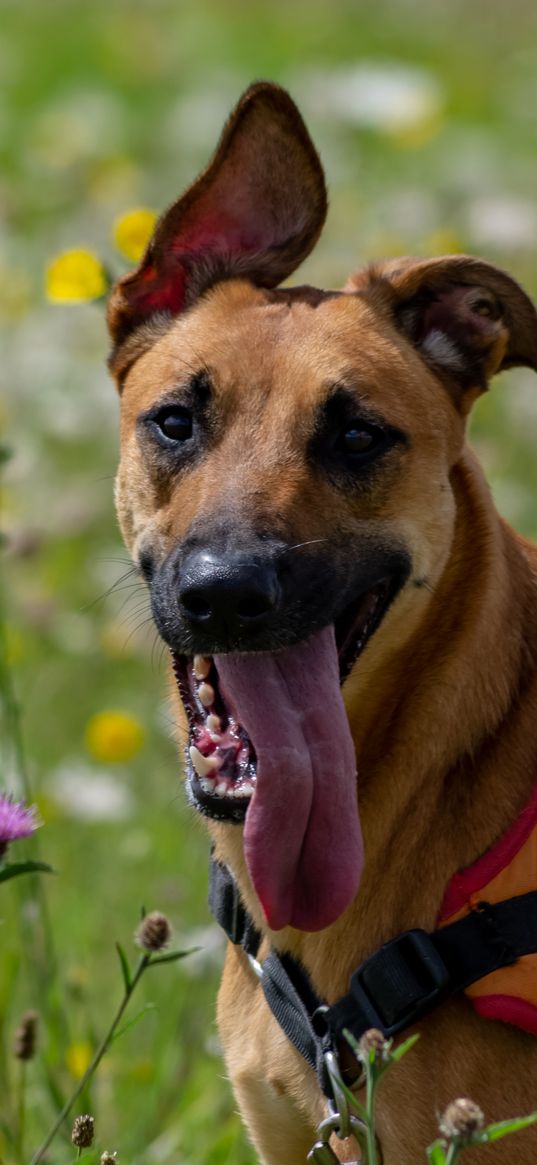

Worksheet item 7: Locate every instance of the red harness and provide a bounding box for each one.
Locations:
[439,784,537,1035]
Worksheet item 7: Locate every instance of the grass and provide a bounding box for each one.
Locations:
[2,1,537,1161]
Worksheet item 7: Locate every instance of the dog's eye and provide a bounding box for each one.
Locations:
[338,424,383,457]
[156,409,193,442]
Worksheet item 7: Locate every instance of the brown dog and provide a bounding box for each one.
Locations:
[107,83,537,1163]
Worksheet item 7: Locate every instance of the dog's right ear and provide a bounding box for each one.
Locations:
[107,82,326,368]
[350,255,537,413]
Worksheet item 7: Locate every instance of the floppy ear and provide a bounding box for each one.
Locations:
[351,255,537,409]
[107,81,327,353]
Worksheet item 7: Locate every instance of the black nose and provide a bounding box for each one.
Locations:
[178,551,280,636]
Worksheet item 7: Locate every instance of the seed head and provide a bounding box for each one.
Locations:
[13,1010,39,1060]
[439,1098,485,1141]
[100,1153,118,1164]
[358,1027,389,1064]
[136,910,171,952]
[71,1114,95,1148]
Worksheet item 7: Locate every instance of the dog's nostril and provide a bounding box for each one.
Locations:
[180,590,213,620]
[237,593,274,620]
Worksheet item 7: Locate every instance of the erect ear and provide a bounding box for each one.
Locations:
[107,81,327,355]
[350,255,537,410]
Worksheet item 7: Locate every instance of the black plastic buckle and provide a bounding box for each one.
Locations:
[348,928,450,1037]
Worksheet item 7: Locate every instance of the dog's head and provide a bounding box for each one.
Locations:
[108,82,537,933]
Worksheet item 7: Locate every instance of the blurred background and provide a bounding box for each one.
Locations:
[2,1,537,1162]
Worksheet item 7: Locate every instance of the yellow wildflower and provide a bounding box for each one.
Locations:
[113,207,157,262]
[66,1041,92,1078]
[46,249,108,303]
[85,710,144,763]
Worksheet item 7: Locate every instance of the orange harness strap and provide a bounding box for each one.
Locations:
[439,784,537,1034]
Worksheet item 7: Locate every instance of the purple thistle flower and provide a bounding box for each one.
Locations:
[0,795,39,861]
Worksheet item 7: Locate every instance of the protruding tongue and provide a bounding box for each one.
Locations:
[215,625,363,932]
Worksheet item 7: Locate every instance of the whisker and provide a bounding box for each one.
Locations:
[278,538,329,556]
[82,567,140,612]
[414,576,436,595]
[150,630,169,674]
[122,614,155,649]
[118,598,151,628]
[112,588,148,621]
[95,555,136,566]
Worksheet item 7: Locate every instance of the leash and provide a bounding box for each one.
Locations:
[209,857,537,1101]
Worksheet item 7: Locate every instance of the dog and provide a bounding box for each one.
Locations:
[106,82,537,1163]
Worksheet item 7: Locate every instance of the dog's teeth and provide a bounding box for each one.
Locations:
[193,655,211,680]
[199,776,216,794]
[189,745,220,777]
[215,782,228,797]
[233,782,254,798]
[198,682,215,708]
[207,713,222,740]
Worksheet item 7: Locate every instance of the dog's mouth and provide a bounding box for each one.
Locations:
[173,652,258,819]
[172,578,398,932]
[174,577,394,814]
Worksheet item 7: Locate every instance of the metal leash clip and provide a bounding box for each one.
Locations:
[307,1112,366,1163]
[307,1049,366,1162]
[325,1049,352,1139]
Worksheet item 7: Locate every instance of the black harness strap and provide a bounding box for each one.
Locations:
[208,859,331,1093]
[209,859,537,1099]
[209,858,261,957]
[261,951,333,1094]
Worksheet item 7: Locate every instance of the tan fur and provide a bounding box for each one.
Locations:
[109,84,537,1163]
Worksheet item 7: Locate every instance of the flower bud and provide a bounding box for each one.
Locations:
[358,1027,389,1065]
[440,1098,485,1141]
[71,1114,95,1148]
[136,911,171,952]
[100,1153,118,1164]
[13,1010,39,1061]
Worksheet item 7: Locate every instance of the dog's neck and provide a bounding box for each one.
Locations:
[211,444,537,992]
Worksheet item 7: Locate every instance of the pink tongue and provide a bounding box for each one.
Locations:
[215,625,364,932]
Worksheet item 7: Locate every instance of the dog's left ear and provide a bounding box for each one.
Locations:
[107,81,326,355]
[351,255,537,410]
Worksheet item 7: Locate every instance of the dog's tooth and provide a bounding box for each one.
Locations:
[193,655,211,680]
[198,682,215,708]
[199,776,216,794]
[207,714,221,733]
[234,782,254,798]
[189,745,220,778]
[215,781,228,797]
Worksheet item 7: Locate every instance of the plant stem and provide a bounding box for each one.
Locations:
[365,1066,378,1165]
[445,1144,460,1165]
[15,1059,26,1165]
[0,572,65,1030]
[30,954,149,1165]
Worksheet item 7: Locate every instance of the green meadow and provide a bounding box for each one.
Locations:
[2,2,537,1161]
